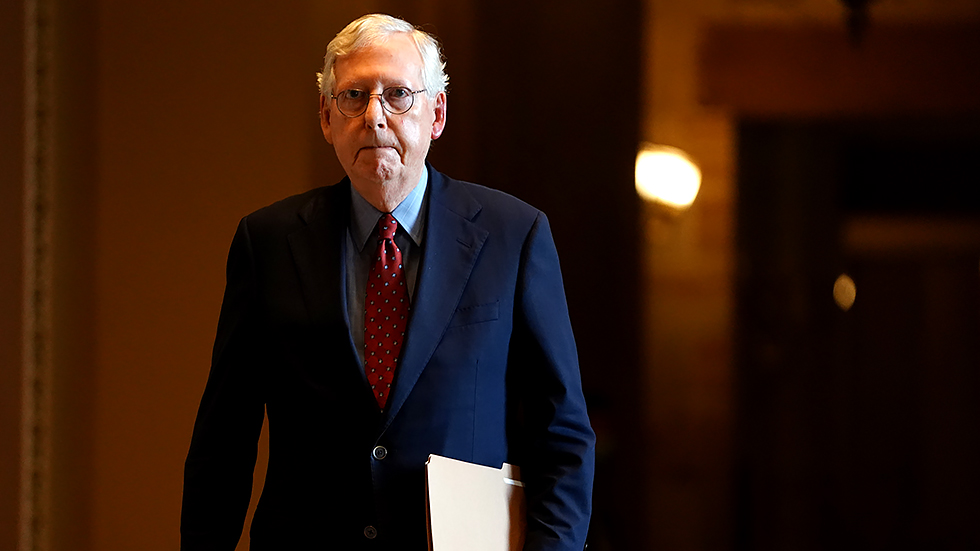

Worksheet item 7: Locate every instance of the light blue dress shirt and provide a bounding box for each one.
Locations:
[346,166,428,365]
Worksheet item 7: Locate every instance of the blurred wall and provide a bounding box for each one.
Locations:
[641,1,980,550]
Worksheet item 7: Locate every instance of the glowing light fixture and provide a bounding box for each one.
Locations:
[635,144,701,210]
[833,273,857,311]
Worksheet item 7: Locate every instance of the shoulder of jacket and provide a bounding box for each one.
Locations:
[435,170,543,224]
[242,183,347,234]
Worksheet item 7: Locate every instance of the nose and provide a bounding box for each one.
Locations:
[363,94,387,129]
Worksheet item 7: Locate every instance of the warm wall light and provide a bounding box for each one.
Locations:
[834,273,857,311]
[635,143,701,210]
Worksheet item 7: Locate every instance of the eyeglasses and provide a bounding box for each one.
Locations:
[331,87,426,117]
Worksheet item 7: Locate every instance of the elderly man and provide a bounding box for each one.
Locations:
[181,14,594,551]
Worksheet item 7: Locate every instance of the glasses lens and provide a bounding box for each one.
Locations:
[337,90,366,116]
[382,87,414,114]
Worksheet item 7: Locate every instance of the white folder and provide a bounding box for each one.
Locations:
[425,454,527,551]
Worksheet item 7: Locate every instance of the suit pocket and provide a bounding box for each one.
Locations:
[448,301,499,328]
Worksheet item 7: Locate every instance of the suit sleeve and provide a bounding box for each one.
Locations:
[512,212,596,551]
[181,216,266,550]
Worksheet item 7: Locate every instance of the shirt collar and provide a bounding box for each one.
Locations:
[350,165,428,252]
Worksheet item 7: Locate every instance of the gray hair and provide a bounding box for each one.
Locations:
[317,14,448,99]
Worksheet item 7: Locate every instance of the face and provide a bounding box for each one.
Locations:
[319,33,447,208]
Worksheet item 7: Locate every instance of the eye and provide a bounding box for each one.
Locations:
[385,87,410,99]
[342,89,364,100]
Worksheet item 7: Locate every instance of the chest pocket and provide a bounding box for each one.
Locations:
[448,300,499,328]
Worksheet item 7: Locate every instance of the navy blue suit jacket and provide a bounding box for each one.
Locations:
[181,166,595,550]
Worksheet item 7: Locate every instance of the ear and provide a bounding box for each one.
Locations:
[319,94,334,144]
[430,92,447,140]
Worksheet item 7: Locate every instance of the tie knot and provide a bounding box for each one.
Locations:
[378,213,398,241]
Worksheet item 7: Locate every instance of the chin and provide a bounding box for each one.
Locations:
[361,162,400,183]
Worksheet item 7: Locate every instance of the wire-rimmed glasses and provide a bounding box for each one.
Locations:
[331,87,426,117]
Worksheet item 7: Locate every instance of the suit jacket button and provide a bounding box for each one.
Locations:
[364,525,378,539]
[372,445,387,460]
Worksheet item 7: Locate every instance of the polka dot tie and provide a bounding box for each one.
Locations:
[364,214,410,410]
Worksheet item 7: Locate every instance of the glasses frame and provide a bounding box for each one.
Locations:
[330,87,427,118]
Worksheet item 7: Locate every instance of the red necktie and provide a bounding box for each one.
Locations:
[364,214,410,409]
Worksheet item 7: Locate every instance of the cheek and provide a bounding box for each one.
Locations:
[332,128,356,153]
[399,121,428,150]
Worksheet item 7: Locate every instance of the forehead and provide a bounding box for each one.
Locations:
[334,33,424,88]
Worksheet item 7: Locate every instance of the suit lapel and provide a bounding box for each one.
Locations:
[287,182,380,414]
[287,184,348,329]
[382,168,488,428]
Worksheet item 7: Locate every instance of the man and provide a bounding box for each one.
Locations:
[181,14,594,551]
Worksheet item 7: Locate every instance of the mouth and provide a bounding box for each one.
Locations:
[354,145,398,163]
[357,145,398,156]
